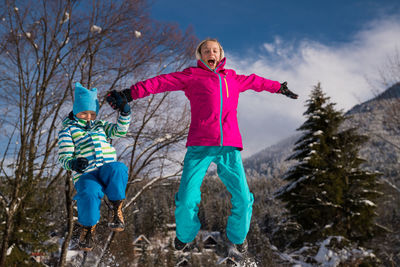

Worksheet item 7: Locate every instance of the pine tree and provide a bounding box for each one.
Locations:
[0,176,57,266]
[333,127,382,242]
[276,83,381,246]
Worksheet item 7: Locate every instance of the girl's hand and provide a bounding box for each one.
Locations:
[278,82,298,99]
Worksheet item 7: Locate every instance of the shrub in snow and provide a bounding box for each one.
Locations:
[285,236,380,267]
[272,220,303,250]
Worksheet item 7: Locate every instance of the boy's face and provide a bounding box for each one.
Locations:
[76,111,96,121]
[200,41,221,70]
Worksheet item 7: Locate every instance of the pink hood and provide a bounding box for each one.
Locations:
[129,58,281,149]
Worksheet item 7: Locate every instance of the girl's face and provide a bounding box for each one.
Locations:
[200,41,221,70]
[76,110,96,121]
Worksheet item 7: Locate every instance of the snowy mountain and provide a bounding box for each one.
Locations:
[243,134,300,178]
[243,83,400,185]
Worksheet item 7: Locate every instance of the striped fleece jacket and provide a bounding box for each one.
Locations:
[58,112,130,183]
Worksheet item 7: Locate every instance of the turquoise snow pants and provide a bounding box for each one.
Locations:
[175,146,254,244]
[74,162,128,227]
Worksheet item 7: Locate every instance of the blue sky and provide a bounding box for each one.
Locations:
[150,0,400,157]
[151,0,400,53]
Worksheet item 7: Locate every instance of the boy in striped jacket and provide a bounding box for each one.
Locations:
[58,82,131,251]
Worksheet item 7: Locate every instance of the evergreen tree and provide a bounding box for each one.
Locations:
[276,83,381,246]
[0,176,57,266]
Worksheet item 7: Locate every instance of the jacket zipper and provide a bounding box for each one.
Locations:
[216,73,223,146]
[201,59,224,146]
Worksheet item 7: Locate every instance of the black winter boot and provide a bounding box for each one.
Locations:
[79,225,96,251]
[235,238,248,254]
[221,233,247,259]
[108,200,125,232]
[174,237,187,250]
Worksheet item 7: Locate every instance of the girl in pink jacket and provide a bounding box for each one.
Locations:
[107,38,298,253]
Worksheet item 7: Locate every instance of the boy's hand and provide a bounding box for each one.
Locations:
[278,82,298,99]
[69,158,89,173]
[106,90,131,116]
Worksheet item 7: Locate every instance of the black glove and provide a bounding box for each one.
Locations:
[106,90,131,116]
[278,82,298,99]
[69,158,89,173]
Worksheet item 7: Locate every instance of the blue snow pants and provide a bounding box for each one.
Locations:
[175,146,254,244]
[73,162,128,227]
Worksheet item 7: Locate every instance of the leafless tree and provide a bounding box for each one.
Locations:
[0,0,197,266]
[348,49,400,191]
[369,48,400,151]
[356,48,400,267]
[378,48,400,88]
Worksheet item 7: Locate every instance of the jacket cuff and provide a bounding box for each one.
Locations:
[123,88,133,102]
[120,110,131,116]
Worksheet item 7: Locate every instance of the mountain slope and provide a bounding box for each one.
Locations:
[243,134,299,178]
[243,83,400,185]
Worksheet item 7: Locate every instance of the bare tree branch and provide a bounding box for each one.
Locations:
[0,0,196,265]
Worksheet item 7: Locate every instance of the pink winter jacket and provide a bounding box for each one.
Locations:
[129,58,281,149]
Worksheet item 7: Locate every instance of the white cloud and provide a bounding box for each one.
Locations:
[263,43,275,53]
[226,18,400,157]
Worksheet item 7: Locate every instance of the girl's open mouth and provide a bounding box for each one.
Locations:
[207,59,216,66]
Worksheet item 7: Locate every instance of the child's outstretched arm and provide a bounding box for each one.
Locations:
[103,113,131,139]
[106,69,192,106]
[234,72,298,99]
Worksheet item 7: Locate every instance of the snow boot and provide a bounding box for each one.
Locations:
[79,224,96,251]
[108,200,125,232]
[235,238,248,254]
[220,234,247,260]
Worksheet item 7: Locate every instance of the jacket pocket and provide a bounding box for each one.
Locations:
[224,77,229,98]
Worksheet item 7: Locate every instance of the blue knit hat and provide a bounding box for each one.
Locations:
[73,82,99,115]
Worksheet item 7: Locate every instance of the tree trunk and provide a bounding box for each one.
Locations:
[0,212,14,267]
[58,175,74,267]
